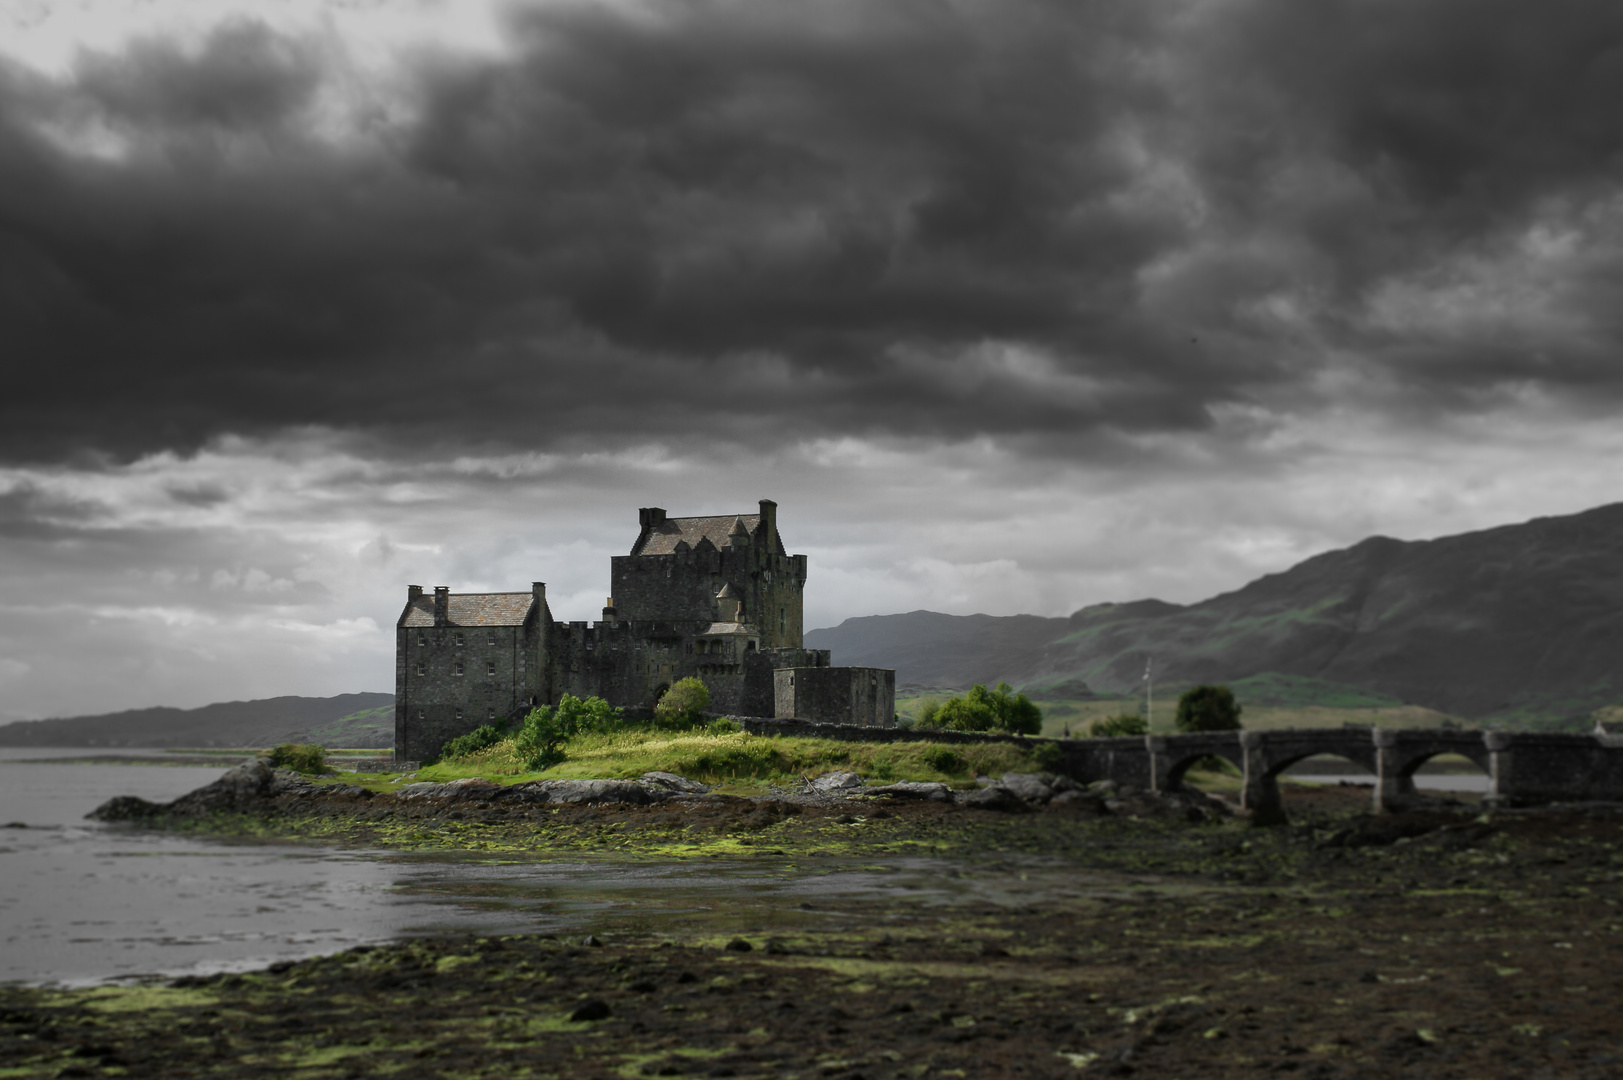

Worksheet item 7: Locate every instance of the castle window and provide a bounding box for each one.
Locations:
[417,633,425,647]
[455,632,465,647]
[780,609,786,634]
[746,641,756,652]
[453,662,465,676]
[487,661,496,676]
[455,708,463,721]
[417,708,424,719]
[487,707,496,720]
[488,630,496,645]
[416,663,425,676]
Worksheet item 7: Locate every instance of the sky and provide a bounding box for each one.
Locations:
[4,0,1623,721]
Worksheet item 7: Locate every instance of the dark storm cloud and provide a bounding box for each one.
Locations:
[4,0,1623,465]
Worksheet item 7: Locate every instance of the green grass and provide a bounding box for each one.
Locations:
[418,727,1053,790]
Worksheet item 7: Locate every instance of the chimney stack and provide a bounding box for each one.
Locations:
[433,586,449,626]
[758,499,777,553]
[408,585,423,600]
[639,507,667,528]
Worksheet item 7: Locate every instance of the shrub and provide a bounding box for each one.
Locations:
[267,743,328,775]
[1090,713,1148,737]
[436,722,510,763]
[925,683,1043,735]
[921,747,962,773]
[705,717,740,736]
[513,695,623,770]
[915,699,942,729]
[1175,685,1243,732]
[1032,741,1063,771]
[654,677,710,730]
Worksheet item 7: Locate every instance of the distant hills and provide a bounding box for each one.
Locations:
[0,694,394,748]
[809,502,1623,728]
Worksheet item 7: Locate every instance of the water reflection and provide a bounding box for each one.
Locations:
[1,749,1109,987]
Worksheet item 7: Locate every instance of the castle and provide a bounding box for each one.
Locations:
[393,500,895,760]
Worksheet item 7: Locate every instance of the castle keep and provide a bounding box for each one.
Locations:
[394,500,894,760]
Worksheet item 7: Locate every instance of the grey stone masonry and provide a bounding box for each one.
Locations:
[774,667,895,727]
[394,501,897,761]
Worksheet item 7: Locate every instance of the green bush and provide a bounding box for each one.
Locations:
[704,717,741,736]
[513,695,623,770]
[1090,713,1148,737]
[920,682,1043,735]
[921,746,962,773]
[436,722,510,763]
[267,743,328,775]
[655,677,711,730]
[915,699,941,728]
[1175,685,1243,732]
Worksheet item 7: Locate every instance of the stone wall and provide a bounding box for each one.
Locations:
[773,667,896,727]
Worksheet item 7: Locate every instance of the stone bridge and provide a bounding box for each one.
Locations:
[1056,727,1623,825]
[739,717,1623,825]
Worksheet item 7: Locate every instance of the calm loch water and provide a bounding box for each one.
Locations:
[0,748,1086,987]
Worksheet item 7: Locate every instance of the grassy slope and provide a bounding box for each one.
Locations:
[400,727,1058,793]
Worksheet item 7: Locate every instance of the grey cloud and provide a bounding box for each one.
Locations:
[3,0,1622,466]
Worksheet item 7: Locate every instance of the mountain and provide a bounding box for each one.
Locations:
[806,610,1072,689]
[810,503,1623,726]
[0,693,395,748]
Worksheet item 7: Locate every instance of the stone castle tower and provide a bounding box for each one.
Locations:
[393,500,894,761]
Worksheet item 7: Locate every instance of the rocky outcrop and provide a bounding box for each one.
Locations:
[86,759,1227,825]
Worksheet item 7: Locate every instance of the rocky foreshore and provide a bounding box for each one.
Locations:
[88,757,1233,825]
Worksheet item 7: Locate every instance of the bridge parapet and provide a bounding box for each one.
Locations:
[1126,726,1623,821]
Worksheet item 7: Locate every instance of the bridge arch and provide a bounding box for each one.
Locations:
[1163,747,1246,791]
[1262,747,1380,784]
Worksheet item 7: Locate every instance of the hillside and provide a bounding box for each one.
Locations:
[0,694,395,748]
[806,610,1072,689]
[811,503,1623,727]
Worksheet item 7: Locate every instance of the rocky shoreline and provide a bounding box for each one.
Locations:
[88,757,1234,827]
[10,760,1612,1077]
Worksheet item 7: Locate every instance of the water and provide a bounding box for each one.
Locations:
[1286,772,1491,793]
[0,748,1094,988]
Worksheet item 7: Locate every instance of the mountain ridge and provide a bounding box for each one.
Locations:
[0,693,395,748]
[810,502,1623,726]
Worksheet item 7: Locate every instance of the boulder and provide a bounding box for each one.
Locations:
[808,771,864,793]
[999,773,1056,803]
[86,795,166,822]
[640,771,711,794]
[862,781,953,802]
[961,785,1031,813]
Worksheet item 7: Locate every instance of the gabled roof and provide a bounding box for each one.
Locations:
[716,582,741,599]
[699,621,758,636]
[633,514,780,556]
[400,592,535,628]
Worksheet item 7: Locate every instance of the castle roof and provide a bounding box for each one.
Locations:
[399,592,535,627]
[699,621,758,636]
[715,582,741,599]
[633,514,780,556]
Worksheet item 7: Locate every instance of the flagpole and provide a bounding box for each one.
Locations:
[1144,657,1153,732]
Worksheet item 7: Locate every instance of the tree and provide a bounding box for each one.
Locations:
[925,682,1042,735]
[1174,684,1243,732]
[513,694,623,770]
[1089,713,1147,737]
[654,677,710,730]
